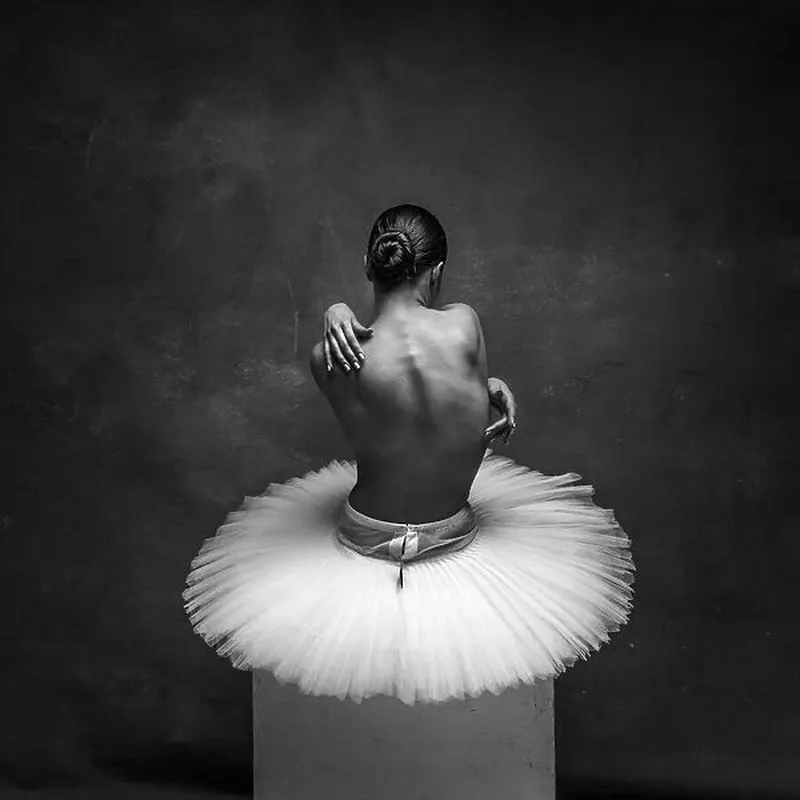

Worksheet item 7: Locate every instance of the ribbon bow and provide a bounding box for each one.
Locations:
[389,526,420,589]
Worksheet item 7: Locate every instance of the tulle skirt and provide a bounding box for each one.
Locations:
[184,452,634,705]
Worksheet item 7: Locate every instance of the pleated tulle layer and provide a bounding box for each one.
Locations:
[184,453,634,705]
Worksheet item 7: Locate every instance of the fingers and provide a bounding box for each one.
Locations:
[485,414,517,446]
[504,403,517,443]
[334,328,359,371]
[353,321,374,339]
[344,322,367,366]
[325,324,370,373]
[485,415,508,442]
[328,334,349,372]
[323,308,373,373]
[323,337,332,371]
[506,401,517,429]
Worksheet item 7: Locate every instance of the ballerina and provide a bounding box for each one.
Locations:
[184,203,634,706]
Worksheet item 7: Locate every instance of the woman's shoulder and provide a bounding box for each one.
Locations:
[440,302,480,322]
[440,303,482,335]
[437,303,484,356]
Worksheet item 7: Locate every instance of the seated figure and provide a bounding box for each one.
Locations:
[184,204,634,706]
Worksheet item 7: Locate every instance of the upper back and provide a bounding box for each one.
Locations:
[310,303,490,520]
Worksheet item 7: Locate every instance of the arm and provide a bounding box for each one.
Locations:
[445,303,517,445]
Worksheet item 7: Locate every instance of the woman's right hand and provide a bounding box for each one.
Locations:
[323,303,374,372]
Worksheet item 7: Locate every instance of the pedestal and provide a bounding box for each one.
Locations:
[253,671,555,800]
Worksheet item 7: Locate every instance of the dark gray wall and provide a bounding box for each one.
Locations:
[1,1,797,797]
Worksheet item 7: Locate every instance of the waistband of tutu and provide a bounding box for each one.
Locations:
[337,500,478,565]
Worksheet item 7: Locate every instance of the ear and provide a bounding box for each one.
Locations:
[364,253,372,282]
[431,261,444,289]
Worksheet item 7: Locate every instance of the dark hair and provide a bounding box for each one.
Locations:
[366,204,447,289]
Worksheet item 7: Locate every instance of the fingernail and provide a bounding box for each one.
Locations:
[344,364,350,372]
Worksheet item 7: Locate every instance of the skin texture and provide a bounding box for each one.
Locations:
[310,276,491,523]
[322,301,517,443]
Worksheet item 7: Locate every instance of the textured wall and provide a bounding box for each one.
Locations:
[0,1,797,797]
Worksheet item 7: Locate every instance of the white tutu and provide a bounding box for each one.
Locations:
[184,452,634,705]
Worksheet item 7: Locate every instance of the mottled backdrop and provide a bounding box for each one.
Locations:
[1,1,797,798]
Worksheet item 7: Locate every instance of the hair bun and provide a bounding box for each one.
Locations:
[367,230,416,286]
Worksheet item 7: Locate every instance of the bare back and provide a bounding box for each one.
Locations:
[311,304,490,524]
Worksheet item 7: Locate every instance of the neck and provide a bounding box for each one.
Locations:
[372,284,434,317]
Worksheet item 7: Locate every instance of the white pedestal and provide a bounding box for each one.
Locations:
[253,671,555,800]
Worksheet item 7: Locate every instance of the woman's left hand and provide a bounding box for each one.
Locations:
[485,378,517,445]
